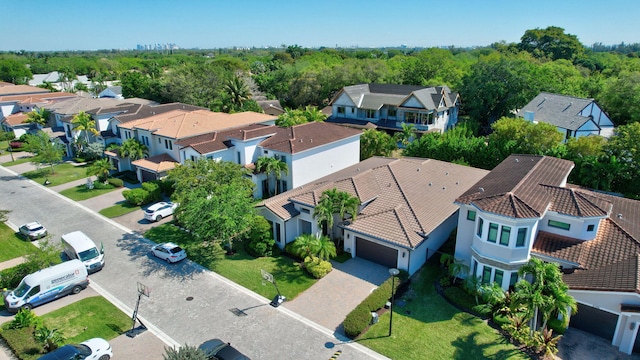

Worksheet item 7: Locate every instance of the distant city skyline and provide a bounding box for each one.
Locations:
[2,0,639,51]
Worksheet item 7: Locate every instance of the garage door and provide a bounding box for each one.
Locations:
[141,170,156,182]
[569,303,617,341]
[356,237,398,268]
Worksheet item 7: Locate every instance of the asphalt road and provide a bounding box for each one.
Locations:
[0,167,386,360]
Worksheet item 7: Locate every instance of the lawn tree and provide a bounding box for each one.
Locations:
[25,107,50,127]
[360,129,397,160]
[71,111,99,150]
[23,131,64,174]
[169,159,256,254]
[255,156,288,196]
[86,158,114,183]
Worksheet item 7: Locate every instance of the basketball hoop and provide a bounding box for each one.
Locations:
[137,282,151,297]
[261,269,274,284]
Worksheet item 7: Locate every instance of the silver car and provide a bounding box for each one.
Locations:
[19,221,47,240]
[144,201,177,222]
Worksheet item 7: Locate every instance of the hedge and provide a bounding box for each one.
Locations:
[304,256,332,279]
[107,177,124,188]
[343,270,408,338]
[0,261,41,290]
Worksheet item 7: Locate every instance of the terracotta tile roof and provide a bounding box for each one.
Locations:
[132,153,178,173]
[0,92,77,105]
[3,112,29,126]
[45,97,131,117]
[119,110,276,140]
[259,157,489,249]
[113,103,207,123]
[543,185,612,217]
[0,85,50,96]
[456,155,574,218]
[258,122,362,154]
[175,124,276,155]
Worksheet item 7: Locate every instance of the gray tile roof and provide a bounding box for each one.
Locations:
[517,92,598,131]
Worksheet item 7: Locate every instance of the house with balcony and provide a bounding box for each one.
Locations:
[517,92,615,140]
[454,154,640,354]
[258,156,488,274]
[326,83,460,135]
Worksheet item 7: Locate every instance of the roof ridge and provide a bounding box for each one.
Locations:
[386,163,424,234]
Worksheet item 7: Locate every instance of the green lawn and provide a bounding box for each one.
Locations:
[356,260,527,360]
[21,163,90,187]
[99,202,141,218]
[0,222,38,262]
[59,184,118,201]
[144,223,316,300]
[0,296,131,360]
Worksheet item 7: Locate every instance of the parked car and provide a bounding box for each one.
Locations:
[37,337,112,360]
[144,201,177,222]
[151,242,187,263]
[198,339,250,360]
[19,221,47,240]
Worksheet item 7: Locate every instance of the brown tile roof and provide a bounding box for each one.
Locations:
[259,156,489,249]
[132,153,178,173]
[3,112,29,126]
[119,110,276,140]
[543,185,612,217]
[176,123,276,155]
[456,155,575,218]
[258,122,362,154]
[0,85,50,96]
[113,103,207,123]
[0,92,77,105]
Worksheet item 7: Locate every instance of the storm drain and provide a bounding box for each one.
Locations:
[229,308,247,316]
[186,296,194,301]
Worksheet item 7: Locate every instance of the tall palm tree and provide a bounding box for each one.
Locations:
[255,156,288,196]
[224,76,251,111]
[119,138,148,160]
[313,188,360,241]
[71,111,99,146]
[395,122,416,147]
[25,108,50,127]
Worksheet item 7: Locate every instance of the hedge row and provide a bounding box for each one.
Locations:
[343,270,408,338]
[0,261,41,290]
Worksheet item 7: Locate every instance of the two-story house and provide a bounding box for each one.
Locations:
[258,156,488,274]
[454,154,640,354]
[0,90,76,138]
[327,83,460,135]
[517,92,615,140]
[177,121,362,199]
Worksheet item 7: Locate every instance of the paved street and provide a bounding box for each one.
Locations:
[0,165,387,360]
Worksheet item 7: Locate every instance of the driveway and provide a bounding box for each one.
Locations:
[284,257,390,336]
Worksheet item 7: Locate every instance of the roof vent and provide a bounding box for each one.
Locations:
[618,213,623,219]
[445,172,449,176]
[417,168,420,172]
[479,187,484,192]
[456,181,459,185]
[515,158,519,163]
[442,186,446,190]
[429,182,432,186]
[357,168,360,172]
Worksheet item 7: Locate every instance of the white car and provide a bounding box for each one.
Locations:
[151,242,187,263]
[144,201,177,222]
[37,337,112,360]
[19,221,47,240]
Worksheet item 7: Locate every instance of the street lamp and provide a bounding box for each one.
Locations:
[388,267,400,337]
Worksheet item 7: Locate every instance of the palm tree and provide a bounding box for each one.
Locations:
[395,122,416,147]
[71,111,99,146]
[301,105,327,122]
[25,107,50,127]
[291,234,318,259]
[314,235,337,260]
[119,138,148,160]
[313,188,360,240]
[86,158,114,183]
[224,75,251,111]
[255,156,288,196]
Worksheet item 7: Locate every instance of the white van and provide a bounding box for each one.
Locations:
[61,231,105,273]
[3,259,89,313]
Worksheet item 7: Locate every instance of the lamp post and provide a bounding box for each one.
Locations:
[388,267,400,337]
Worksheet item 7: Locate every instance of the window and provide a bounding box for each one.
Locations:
[337,106,345,115]
[499,226,510,246]
[388,108,397,117]
[493,269,504,286]
[467,210,476,221]
[509,273,518,287]
[164,139,172,150]
[587,224,595,232]
[300,208,310,214]
[476,218,484,237]
[280,180,288,192]
[275,223,281,243]
[125,131,131,139]
[365,109,376,119]
[548,220,570,230]
[237,152,241,164]
[487,223,499,243]
[278,154,287,163]
[516,228,527,247]
[482,266,491,284]
[472,259,478,278]
[190,156,196,161]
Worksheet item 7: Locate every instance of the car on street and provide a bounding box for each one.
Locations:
[198,339,250,360]
[144,201,177,222]
[19,221,47,240]
[151,242,187,263]
[37,337,112,360]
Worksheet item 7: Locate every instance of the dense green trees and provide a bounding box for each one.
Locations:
[518,26,585,61]
[0,57,32,84]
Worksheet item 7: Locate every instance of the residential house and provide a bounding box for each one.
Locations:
[111,109,278,182]
[454,154,640,354]
[258,156,488,275]
[98,86,123,99]
[28,71,92,92]
[0,91,77,137]
[177,121,362,198]
[255,97,285,116]
[517,92,615,140]
[327,83,460,134]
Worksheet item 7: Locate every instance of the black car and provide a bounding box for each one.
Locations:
[198,339,250,360]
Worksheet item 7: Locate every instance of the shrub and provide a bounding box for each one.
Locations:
[92,181,114,190]
[122,188,151,206]
[9,141,23,149]
[107,177,124,188]
[244,217,275,257]
[6,308,41,330]
[0,261,41,289]
[343,305,372,338]
[304,256,333,279]
[548,317,569,335]
[142,181,162,202]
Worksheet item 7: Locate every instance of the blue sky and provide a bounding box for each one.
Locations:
[3,0,639,51]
